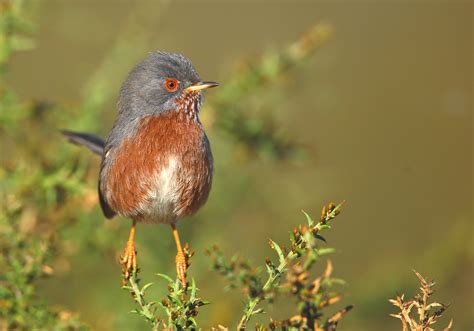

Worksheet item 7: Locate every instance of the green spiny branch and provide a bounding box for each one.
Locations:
[123,265,208,330]
[236,202,345,329]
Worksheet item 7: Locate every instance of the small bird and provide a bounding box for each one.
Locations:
[62,51,218,285]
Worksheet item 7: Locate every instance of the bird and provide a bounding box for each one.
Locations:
[62,51,218,286]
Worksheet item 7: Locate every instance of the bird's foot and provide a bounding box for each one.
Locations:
[176,243,194,288]
[176,249,187,288]
[120,240,137,281]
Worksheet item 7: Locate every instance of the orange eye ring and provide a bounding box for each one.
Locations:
[164,78,179,92]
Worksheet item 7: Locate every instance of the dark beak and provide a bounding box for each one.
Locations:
[184,81,219,92]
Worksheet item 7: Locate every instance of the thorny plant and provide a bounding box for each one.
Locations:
[206,202,352,330]
[389,271,453,331]
[121,203,351,330]
[122,247,208,331]
[279,260,353,330]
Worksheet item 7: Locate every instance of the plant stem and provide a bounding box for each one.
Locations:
[237,251,297,329]
[236,202,343,329]
[127,272,158,328]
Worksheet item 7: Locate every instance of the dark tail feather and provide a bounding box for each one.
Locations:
[61,130,105,156]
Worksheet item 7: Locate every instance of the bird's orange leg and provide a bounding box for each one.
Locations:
[121,219,137,280]
[171,223,187,287]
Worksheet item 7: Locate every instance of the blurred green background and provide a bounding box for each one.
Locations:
[1,0,472,330]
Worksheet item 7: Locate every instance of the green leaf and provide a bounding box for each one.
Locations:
[253,307,265,315]
[269,239,285,264]
[302,210,314,226]
[188,317,197,326]
[145,302,156,309]
[333,201,345,214]
[265,262,275,277]
[318,224,331,231]
[156,273,173,283]
[190,279,197,299]
[328,278,346,285]
[317,247,335,256]
[142,282,154,292]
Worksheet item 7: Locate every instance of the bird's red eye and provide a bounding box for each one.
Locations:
[164,78,179,92]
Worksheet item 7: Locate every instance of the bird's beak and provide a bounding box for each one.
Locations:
[184,81,219,92]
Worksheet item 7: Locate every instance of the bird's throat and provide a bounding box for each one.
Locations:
[175,91,202,120]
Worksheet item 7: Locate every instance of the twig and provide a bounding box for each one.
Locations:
[237,201,345,329]
[123,269,160,330]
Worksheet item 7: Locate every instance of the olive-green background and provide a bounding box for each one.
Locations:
[6,1,472,330]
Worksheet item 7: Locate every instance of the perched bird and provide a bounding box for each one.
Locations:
[62,51,218,285]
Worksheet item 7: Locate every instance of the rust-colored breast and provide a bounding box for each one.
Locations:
[104,111,213,223]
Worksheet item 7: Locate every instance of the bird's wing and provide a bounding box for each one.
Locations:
[98,183,117,219]
[98,142,118,219]
[61,130,105,156]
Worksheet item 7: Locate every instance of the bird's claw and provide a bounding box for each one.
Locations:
[176,250,187,288]
[120,241,137,281]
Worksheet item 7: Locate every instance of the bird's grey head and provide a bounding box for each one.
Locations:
[117,51,218,119]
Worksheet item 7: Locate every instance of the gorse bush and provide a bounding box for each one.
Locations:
[122,205,454,330]
[208,202,351,330]
[122,203,351,330]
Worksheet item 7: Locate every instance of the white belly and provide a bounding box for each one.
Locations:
[138,156,181,224]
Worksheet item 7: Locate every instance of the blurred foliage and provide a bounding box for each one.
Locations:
[0,1,87,329]
[209,24,332,160]
[0,0,35,75]
[0,0,35,128]
[0,194,86,330]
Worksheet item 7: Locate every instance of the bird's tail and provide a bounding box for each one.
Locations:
[61,130,105,156]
